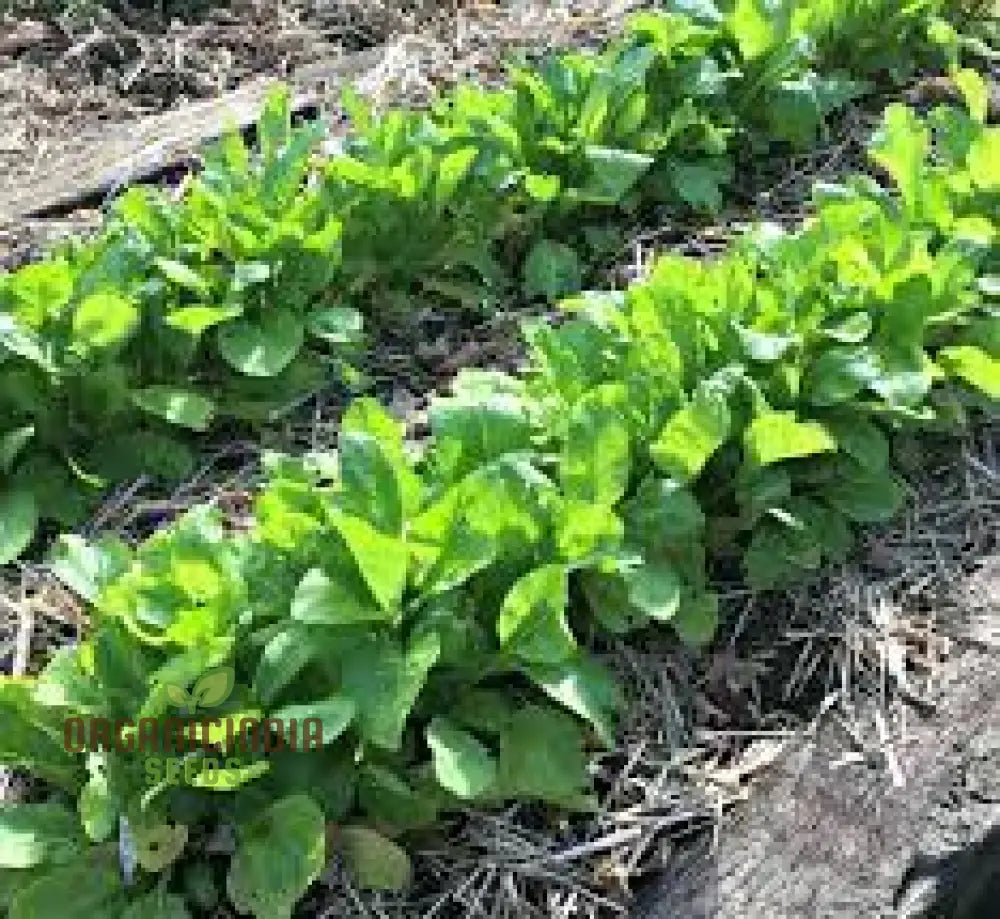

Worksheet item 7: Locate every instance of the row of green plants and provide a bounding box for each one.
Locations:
[0,0,976,564]
[1,82,997,915]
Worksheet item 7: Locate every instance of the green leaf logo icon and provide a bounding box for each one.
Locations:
[165,684,193,709]
[190,666,235,709]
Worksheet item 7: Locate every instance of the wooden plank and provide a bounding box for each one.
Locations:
[0,46,385,225]
[633,642,1000,918]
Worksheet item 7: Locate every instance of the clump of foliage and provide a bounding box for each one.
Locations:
[1,83,997,915]
[0,0,970,564]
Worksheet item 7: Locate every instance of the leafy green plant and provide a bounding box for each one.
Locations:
[1,90,997,915]
[0,2,975,563]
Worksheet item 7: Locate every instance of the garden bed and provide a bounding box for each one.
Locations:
[0,3,998,918]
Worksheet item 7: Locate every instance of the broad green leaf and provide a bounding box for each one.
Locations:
[165,304,243,336]
[554,499,623,563]
[624,561,682,622]
[522,240,582,301]
[48,534,130,602]
[582,146,654,204]
[651,390,730,481]
[253,624,318,703]
[669,160,730,212]
[937,346,1000,400]
[131,386,215,431]
[270,696,356,746]
[333,513,409,612]
[338,826,411,891]
[968,128,1000,191]
[624,477,705,547]
[290,567,387,625]
[825,416,889,471]
[9,848,123,919]
[525,655,620,747]
[121,889,191,919]
[306,307,363,345]
[672,591,720,646]
[155,258,211,294]
[729,0,773,59]
[79,772,116,842]
[497,565,576,664]
[744,412,836,466]
[954,68,988,124]
[0,488,38,565]
[71,291,138,351]
[228,795,326,919]
[494,705,590,805]
[870,105,929,210]
[0,804,81,868]
[426,717,496,799]
[338,430,405,534]
[824,466,903,523]
[340,632,440,751]
[561,385,630,506]
[133,822,189,872]
[217,310,304,377]
[0,425,33,474]
[434,146,478,208]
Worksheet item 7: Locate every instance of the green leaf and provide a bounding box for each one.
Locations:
[672,591,720,646]
[290,567,387,626]
[426,717,496,799]
[744,412,836,466]
[254,624,319,703]
[624,561,682,623]
[522,240,582,301]
[651,389,731,481]
[270,696,356,746]
[338,826,411,892]
[825,417,889,471]
[954,68,988,124]
[582,146,654,204]
[121,888,191,919]
[131,386,215,431]
[824,466,904,523]
[0,804,81,868]
[165,304,243,336]
[561,385,630,506]
[525,655,620,747]
[0,488,38,565]
[48,534,130,602]
[434,146,478,208]
[228,795,326,919]
[155,258,211,295]
[669,160,730,212]
[729,0,774,59]
[217,310,305,377]
[333,513,409,613]
[9,848,123,919]
[71,291,138,351]
[79,772,116,842]
[306,307,363,345]
[0,425,34,474]
[937,346,1000,400]
[340,632,440,751]
[870,104,929,210]
[554,499,623,563]
[624,477,706,548]
[494,705,590,805]
[497,565,576,664]
[968,129,1000,191]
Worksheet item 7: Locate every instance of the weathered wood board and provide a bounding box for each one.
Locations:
[0,47,384,225]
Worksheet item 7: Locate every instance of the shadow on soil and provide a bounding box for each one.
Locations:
[896,825,1000,919]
